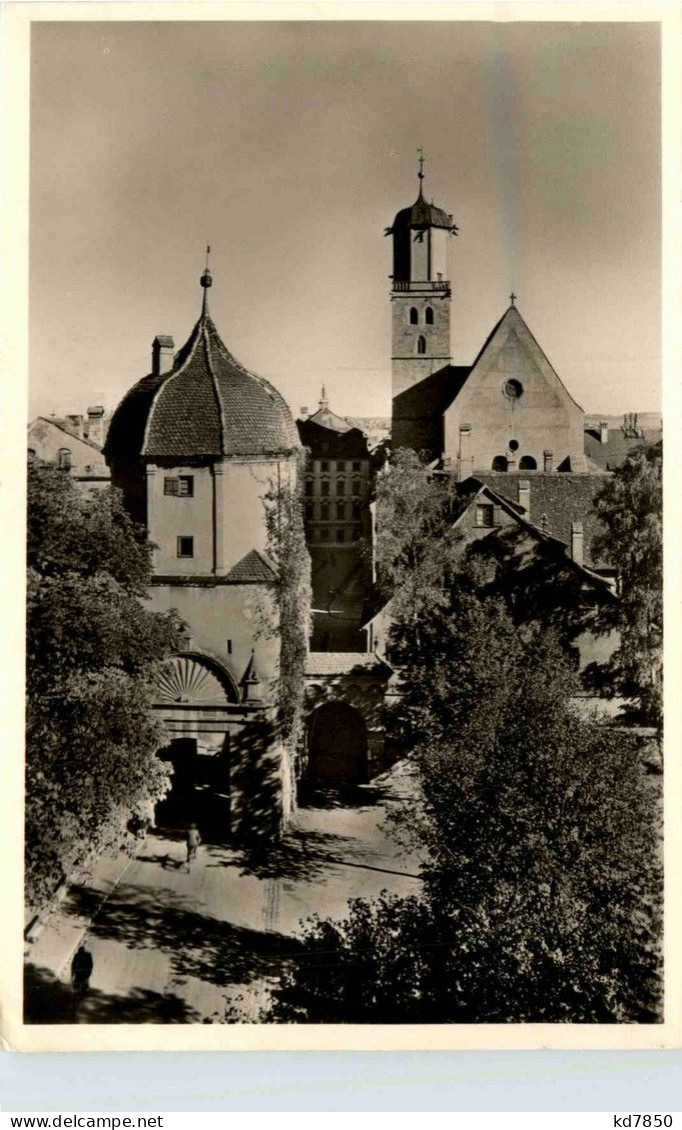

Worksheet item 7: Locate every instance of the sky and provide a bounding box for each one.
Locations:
[29,19,661,421]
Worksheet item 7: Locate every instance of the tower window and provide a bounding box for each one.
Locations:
[58,448,72,470]
[226,639,232,655]
[177,536,194,558]
[417,336,426,355]
[492,456,508,472]
[519,455,537,470]
[425,306,434,325]
[409,307,419,325]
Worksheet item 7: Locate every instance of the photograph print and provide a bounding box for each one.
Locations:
[19,12,666,1042]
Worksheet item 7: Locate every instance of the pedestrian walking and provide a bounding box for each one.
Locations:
[185,822,201,872]
[70,940,93,994]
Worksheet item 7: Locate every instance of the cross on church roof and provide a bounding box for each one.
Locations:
[509,292,517,307]
[417,147,425,182]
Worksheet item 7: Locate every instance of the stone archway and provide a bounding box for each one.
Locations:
[307,701,368,786]
[153,653,236,836]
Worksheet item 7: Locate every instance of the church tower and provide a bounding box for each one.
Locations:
[386,153,457,403]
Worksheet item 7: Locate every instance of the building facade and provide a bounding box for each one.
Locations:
[297,390,372,651]
[104,263,302,837]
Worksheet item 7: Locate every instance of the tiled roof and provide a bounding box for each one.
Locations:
[304,406,355,433]
[32,416,106,453]
[584,426,662,471]
[305,652,392,676]
[388,189,456,233]
[105,308,299,461]
[225,549,276,584]
[476,472,611,569]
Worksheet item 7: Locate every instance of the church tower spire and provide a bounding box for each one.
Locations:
[386,158,457,419]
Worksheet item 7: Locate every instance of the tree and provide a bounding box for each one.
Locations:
[586,441,662,729]
[262,453,662,1024]
[267,626,661,1023]
[26,463,183,909]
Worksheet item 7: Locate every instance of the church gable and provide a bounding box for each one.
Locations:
[443,305,586,475]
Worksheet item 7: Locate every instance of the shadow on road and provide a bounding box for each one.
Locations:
[65,881,302,990]
[24,963,200,1024]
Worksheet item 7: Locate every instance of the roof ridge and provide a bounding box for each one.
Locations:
[35,416,107,453]
[202,318,228,457]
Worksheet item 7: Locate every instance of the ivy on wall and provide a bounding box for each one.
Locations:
[262,451,312,760]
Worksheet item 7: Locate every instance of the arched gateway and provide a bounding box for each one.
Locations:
[152,651,266,838]
[307,701,368,786]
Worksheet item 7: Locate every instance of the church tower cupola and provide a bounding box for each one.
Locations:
[387,153,457,405]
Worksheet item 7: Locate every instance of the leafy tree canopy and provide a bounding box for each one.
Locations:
[26,464,183,909]
[586,441,662,728]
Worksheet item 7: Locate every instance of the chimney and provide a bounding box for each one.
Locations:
[299,407,309,420]
[570,520,584,566]
[517,479,530,513]
[599,421,609,444]
[543,449,554,473]
[86,405,105,447]
[458,424,473,480]
[67,414,84,438]
[152,335,175,377]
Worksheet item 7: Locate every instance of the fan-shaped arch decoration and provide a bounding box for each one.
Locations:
[156,654,237,706]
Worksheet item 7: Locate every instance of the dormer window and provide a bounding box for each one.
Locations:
[417,336,426,355]
[425,306,434,325]
[58,447,71,470]
[409,307,419,325]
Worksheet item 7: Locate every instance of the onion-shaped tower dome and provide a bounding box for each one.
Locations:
[105,257,299,463]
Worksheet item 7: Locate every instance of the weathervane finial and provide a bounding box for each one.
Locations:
[417,147,425,193]
[200,244,212,314]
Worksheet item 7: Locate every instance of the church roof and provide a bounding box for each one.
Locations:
[387,188,457,234]
[305,405,355,434]
[105,289,299,462]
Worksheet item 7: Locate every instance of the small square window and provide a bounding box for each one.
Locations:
[164,477,179,495]
[177,536,194,558]
[178,475,194,497]
[336,461,345,471]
